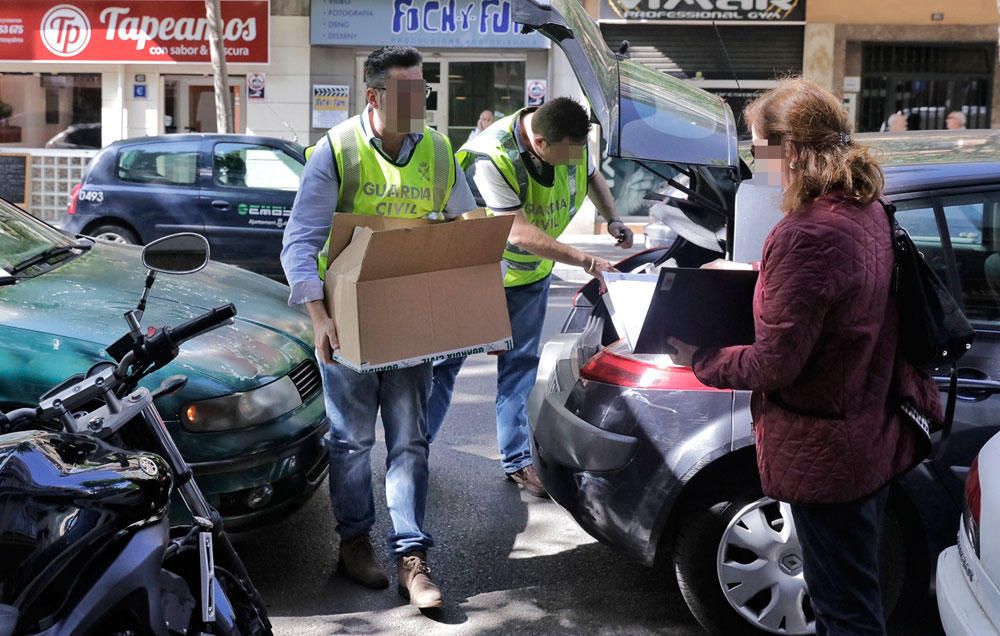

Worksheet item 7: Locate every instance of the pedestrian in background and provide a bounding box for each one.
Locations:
[281,45,477,609]
[668,78,940,635]
[426,97,633,498]
[887,111,907,133]
[946,110,967,130]
[467,109,496,142]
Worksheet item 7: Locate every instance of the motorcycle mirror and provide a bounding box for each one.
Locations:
[141,233,211,275]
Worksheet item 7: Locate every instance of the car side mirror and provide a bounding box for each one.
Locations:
[141,233,210,275]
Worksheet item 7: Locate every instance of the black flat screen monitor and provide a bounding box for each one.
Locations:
[633,267,759,354]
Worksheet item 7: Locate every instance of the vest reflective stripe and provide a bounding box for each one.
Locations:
[315,115,456,277]
[457,109,588,288]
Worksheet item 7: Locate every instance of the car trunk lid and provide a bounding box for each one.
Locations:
[513,0,741,255]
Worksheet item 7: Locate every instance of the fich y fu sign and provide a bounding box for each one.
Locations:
[0,0,269,64]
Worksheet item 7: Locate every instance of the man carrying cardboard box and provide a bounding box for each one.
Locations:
[425,97,634,498]
[280,46,477,609]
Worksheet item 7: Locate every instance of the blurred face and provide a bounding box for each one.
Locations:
[535,136,586,166]
[750,125,786,188]
[477,110,495,130]
[367,66,427,135]
[888,115,907,133]
[946,113,964,130]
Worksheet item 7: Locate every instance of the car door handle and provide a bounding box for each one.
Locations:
[933,374,1000,400]
[211,200,231,210]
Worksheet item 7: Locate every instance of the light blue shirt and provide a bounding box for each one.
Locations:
[280,107,477,306]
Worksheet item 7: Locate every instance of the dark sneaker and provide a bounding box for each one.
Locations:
[506,464,549,498]
[337,534,389,589]
[397,552,443,608]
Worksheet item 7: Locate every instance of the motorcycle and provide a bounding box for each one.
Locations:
[0,233,272,636]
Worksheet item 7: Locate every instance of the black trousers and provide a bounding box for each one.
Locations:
[790,486,890,636]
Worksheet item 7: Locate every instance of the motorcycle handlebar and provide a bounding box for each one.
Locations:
[167,303,237,346]
[116,303,237,387]
[1,406,40,431]
[2,304,237,431]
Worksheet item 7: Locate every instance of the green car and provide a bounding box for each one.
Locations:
[0,195,328,530]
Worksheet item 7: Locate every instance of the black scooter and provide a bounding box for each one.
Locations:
[0,234,272,636]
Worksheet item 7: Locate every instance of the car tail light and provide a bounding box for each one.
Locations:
[67,183,82,215]
[579,341,727,391]
[964,456,982,558]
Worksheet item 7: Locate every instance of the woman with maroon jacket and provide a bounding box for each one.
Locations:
[669,78,941,636]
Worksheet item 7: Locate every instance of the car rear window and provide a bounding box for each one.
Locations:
[117,142,200,185]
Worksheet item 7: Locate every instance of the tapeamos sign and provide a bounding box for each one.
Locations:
[0,1,269,63]
[601,0,805,22]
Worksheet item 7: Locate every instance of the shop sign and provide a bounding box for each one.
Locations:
[600,0,805,22]
[0,0,269,64]
[310,0,549,49]
[313,84,350,129]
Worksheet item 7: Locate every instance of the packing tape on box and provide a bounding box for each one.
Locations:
[331,337,516,374]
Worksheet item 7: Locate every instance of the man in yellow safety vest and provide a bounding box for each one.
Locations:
[280,46,477,609]
[426,97,633,497]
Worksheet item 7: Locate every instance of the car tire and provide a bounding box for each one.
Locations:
[673,484,906,635]
[88,223,138,244]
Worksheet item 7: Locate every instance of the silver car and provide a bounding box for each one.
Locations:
[517,2,1000,633]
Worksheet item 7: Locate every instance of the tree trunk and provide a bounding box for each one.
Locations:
[204,0,232,133]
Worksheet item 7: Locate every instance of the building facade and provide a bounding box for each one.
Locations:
[590,0,807,136]
[305,0,580,149]
[0,0,311,150]
[804,0,999,131]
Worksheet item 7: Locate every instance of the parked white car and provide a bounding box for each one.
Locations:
[937,431,1000,635]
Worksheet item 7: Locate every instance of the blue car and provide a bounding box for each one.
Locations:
[63,134,306,280]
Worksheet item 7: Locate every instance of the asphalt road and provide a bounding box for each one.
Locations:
[231,235,945,636]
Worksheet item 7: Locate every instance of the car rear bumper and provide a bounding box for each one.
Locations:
[937,532,1000,636]
[530,335,639,472]
[529,331,739,567]
[534,388,639,473]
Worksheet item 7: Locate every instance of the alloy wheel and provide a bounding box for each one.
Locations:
[94,231,131,244]
[716,497,814,635]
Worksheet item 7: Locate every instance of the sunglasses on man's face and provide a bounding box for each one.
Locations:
[373,83,433,99]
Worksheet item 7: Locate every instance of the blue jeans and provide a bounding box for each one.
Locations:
[318,359,433,558]
[427,276,551,474]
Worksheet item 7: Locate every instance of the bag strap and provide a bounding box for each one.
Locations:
[878,197,902,294]
[933,364,959,460]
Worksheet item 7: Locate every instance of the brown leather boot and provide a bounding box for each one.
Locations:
[506,464,549,498]
[396,552,443,608]
[337,534,388,589]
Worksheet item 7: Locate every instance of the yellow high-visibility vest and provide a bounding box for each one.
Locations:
[316,115,456,276]
[457,109,587,288]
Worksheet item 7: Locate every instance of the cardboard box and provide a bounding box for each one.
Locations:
[323,213,515,373]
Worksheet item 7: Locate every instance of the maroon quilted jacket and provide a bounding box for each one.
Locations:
[693,192,942,504]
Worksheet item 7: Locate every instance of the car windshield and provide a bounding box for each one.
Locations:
[0,198,76,275]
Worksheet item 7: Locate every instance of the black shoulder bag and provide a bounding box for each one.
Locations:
[880,197,975,454]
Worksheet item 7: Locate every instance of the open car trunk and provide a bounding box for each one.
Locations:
[513,0,744,256]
